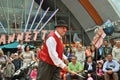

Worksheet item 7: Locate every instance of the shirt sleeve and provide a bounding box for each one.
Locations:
[78,63,84,71]
[103,62,108,72]
[46,37,66,69]
[112,60,119,72]
[63,54,67,60]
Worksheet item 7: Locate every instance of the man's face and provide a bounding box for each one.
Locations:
[104,40,108,46]
[77,46,82,51]
[116,42,120,48]
[71,57,76,64]
[56,26,67,37]
[107,55,112,61]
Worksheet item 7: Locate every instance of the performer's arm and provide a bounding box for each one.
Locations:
[46,37,66,69]
[63,54,69,65]
[63,54,67,60]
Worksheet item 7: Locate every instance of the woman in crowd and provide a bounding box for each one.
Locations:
[3,57,15,80]
[19,45,35,67]
[83,56,96,80]
[0,49,7,66]
[85,46,92,58]
[0,49,8,80]
[66,48,73,62]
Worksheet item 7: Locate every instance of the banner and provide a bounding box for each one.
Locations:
[92,28,106,48]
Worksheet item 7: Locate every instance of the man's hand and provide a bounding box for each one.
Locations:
[107,70,113,74]
[84,70,88,73]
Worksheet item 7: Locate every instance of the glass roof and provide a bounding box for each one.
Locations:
[109,0,120,18]
[0,0,56,33]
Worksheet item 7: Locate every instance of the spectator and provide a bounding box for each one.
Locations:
[66,56,83,80]
[3,57,15,80]
[90,45,96,58]
[35,47,41,63]
[60,69,67,80]
[0,49,8,79]
[72,41,81,52]
[0,49,8,66]
[96,45,104,60]
[103,54,119,80]
[87,74,93,80]
[17,40,24,54]
[19,45,35,67]
[12,53,21,72]
[36,47,40,58]
[83,56,96,80]
[30,66,38,80]
[9,53,15,61]
[90,45,98,61]
[66,48,73,62]
[96,61,104,80]
[75,44,85,64]
[112,41,120,63]
[112,41,120,80]
[85,46,92,57]
[102,40,112,59]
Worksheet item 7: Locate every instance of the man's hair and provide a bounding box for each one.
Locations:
[71,55,77,60]
[107,53,113,57]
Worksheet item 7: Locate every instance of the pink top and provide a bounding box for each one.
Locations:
[97,68,104,76]
[30,69,37,79]
[87,77,93,80]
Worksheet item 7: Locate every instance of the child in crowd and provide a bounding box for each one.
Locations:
[30,66,38,80]
[87,74,93,80]
[60,69,67,80]
[96,61,104,80]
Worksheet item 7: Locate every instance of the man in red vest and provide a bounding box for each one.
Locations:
[37,20,68,80]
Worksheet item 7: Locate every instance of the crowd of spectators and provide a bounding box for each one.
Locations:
[0,39,120,80]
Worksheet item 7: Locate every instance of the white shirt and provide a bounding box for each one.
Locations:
[75,50,85,63]
[112,47,120,61]
[46,31,67,69]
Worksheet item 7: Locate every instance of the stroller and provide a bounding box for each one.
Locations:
[12,61,36,80]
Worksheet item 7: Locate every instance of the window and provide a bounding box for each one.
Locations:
[108,0,120,18]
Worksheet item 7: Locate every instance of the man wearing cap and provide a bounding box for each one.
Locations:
[37,20,69,80]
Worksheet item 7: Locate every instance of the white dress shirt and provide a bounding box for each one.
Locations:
[46,31,67,69]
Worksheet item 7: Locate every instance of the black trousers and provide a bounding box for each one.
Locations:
[36,60,60,80]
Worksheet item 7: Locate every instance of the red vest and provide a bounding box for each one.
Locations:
[38,31,64,66]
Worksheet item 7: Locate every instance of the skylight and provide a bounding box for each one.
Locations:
[109,0,120,18]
